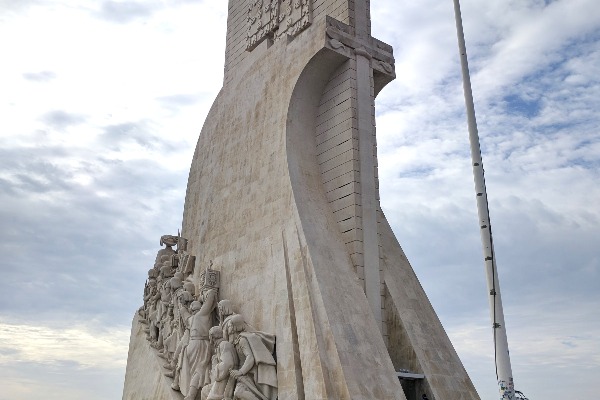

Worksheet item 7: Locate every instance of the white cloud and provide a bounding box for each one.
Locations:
[471,0,600,98]
[0,320,130,400]
[0,320,129,369]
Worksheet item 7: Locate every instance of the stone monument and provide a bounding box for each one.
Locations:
[123,1,480,399]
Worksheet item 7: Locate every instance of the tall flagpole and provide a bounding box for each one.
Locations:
[451,1,515,399]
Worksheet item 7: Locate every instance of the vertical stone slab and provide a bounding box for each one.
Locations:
[355,49,382,329]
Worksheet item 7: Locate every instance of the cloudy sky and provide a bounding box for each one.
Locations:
[0,0,598,399]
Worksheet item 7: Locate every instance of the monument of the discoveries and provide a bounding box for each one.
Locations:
[123,1,480,399]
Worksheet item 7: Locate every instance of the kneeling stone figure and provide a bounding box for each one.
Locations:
[201,326,237,400]
[227,314,277,400]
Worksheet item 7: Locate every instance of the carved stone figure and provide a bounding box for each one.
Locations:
[146,276,162,342]
[152,279,172,349]
[166,327,190,383]
[217,299,236,342]
[227,315,277,400]
[156,275,184,360]
[183,281,196,296]
[154,235,177,270]
[139,270,158,323]
[200,326,238,400]
[160,308,179,363]
[156,306,175,357]
[179,289,219,398]
[160,262,175,279]
[165,282,194,372]
[218,300,256,344]
[147,255,178,347]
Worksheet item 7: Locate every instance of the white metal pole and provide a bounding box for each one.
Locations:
[451,1,515,399]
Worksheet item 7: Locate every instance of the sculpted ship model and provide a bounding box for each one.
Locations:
[123,1,480,399]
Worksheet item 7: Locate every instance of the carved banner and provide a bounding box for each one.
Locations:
[199,267,220,290]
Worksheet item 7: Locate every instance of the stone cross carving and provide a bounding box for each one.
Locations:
[245,0,395,332]
[322,10,395,330]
